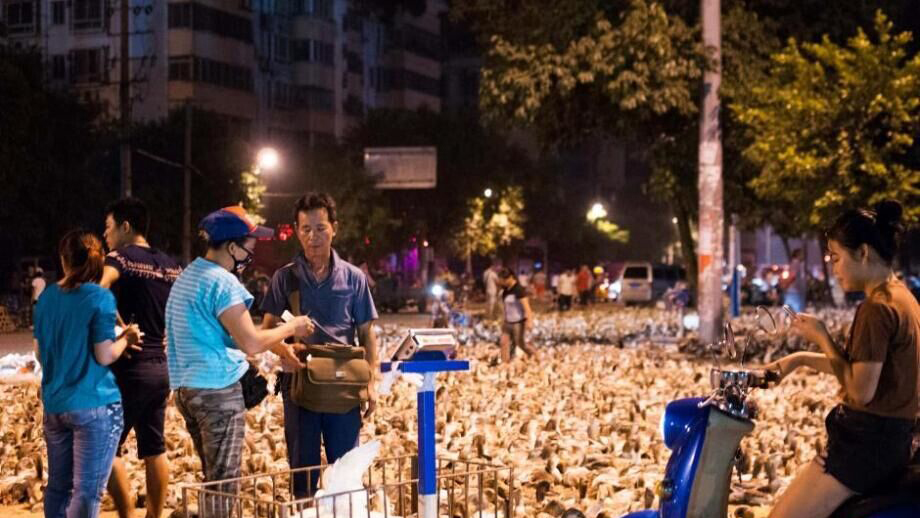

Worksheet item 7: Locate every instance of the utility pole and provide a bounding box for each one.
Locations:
[698,0,724,343]
[183,102,193,265]
[119,0,132,197]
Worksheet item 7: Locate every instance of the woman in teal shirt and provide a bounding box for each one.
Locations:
[34,229,140,518]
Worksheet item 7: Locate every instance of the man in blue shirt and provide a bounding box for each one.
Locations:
[260,192,379,497]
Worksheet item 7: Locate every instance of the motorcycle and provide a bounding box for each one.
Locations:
[617,306,920,518]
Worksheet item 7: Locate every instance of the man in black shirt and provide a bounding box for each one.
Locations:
[102,198,182,518]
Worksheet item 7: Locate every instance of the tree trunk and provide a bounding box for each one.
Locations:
[697,0,724,344]
[780,236,792,263]
[676,198,698,307]
[820,242,836,307]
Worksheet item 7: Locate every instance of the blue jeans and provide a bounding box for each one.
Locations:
[281,389,361,498]
[44,402,123,518]
[784,292,805,313]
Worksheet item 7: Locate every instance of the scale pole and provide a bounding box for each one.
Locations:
[417,372,438,518]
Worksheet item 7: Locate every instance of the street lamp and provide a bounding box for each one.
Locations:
[484,188,493,198]
[587,202,608,222]
[256,147,280,173]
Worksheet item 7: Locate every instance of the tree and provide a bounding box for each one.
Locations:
[477,0,703,146]
[451,186,526,273]
[732,11,920,227]
[0,47,117,284]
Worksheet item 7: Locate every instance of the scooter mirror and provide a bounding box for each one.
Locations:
[756,305,777,335]
[723,321,737,360]
[781,304,797,331]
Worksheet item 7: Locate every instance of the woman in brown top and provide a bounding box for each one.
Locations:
[767,200,919,518]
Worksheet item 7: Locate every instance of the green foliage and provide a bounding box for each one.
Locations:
[0,47,116,274]
[478,0,704,145]
[594,219,630,242]
[239,169,267,224]
[732,11,920,227]
[451,186,526,258]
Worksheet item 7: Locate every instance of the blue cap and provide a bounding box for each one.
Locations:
[199,206,274,243]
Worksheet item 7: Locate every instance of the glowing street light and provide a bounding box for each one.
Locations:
[484,188,493,198]
[587,202,608,222]
[256,147,280,172]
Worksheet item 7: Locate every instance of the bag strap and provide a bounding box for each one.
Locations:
[285,263,347,346]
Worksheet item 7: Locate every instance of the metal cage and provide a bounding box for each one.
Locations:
[179,455,516,518]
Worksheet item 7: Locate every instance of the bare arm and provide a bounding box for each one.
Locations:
[262,313,306,371]
[358,320,379,418]
[93,325,141,366]
[810,331,884,405]
[99,265,120,289]
[219,304,312,356]
[520,297,534,326]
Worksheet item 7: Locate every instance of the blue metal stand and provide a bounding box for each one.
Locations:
[730,268,741,318]
[380,359,470,518]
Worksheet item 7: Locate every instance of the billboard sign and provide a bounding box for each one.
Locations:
[364,146,437,189]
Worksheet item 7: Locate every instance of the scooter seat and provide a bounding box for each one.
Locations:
[830,465,920,518]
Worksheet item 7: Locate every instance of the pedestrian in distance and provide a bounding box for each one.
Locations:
[498,267,537,363]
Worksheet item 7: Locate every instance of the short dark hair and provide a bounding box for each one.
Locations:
[293,192,337,224]
[497,267,516,280]
[105,197,150,236]
[826,200,904,265]
[59,229,105,291]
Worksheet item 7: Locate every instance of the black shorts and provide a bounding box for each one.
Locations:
[823,404,914,493]
[112,357,170,459]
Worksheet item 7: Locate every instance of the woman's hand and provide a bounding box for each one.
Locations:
[790,313,831,346]
[288,316,315,338]
[764,353,800,383]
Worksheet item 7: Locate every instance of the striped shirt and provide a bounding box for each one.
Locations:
[165,258,253,390]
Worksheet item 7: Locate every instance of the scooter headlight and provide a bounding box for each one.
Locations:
[430,284,445,298]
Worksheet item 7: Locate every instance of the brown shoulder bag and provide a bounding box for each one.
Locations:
[287,289,370,414]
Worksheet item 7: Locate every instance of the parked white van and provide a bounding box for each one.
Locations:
[618,261,653,303]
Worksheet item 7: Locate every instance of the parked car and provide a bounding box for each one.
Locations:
[652,264,686,300]
[618,261,653,304]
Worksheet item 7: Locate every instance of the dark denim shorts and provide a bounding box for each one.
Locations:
[823,404,914,493]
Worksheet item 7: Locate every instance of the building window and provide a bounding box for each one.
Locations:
[343,10,362,32]
[51,54,67,80]
[72,0,104,31]
[168,3,253,43]
[70,48,105,83]
[292,39,333,65]
[293,0,332,19]
[168,56,192,81]
[272,81,293,110]
[377,68,439,97]
[345,50,362,74]
[168,3,192,28]
[274,35,290,63]
[51,1,65,25]
[296,85,333,111]
[190,56,253,91]
[6,1,37,35]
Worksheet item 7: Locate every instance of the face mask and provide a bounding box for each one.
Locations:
[231,243,255,277]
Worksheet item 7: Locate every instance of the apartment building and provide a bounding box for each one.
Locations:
[1,0,448,146]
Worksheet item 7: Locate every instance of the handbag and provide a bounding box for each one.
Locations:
[290,344,370,413]
[285,273,371,414]
[240,364,269,409]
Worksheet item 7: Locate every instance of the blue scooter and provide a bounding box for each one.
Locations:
[619,307,919,518]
